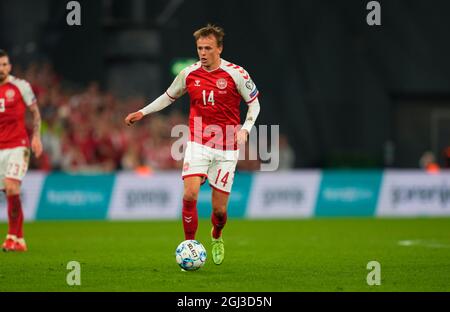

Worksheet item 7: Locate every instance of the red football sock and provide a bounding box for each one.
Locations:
[212,211,227,239]
[182,199,198,240]
[7,194,22,237]
[16,199,24,239]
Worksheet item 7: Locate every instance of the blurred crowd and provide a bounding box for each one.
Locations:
[17,62,186,173]
[16,62,295,173]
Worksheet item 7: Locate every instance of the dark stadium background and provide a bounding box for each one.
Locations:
[1,0,449,170]
[1,0,450,294]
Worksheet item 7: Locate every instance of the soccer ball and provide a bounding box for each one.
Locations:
[175,240,207,271]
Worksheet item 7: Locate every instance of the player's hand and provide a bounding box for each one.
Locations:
[237,129,249,145]
[31,136,43,158]
[125,111,144,126]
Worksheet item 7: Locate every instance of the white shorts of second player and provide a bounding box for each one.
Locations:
[182,141,239,194]
[0,146,30,190]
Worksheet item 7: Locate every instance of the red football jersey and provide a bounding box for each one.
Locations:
[166,59,259,150]
[0,75,37,149]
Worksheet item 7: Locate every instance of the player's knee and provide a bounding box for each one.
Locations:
[4,183,20,196]
[183,189,199,201]
[212,206,227,218]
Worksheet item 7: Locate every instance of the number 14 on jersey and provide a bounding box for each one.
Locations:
[202,90,215,106]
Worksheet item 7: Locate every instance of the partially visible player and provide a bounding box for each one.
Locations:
[0,49,43,252]
[125,24,260,265]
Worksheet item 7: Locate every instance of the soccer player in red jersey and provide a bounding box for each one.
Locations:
[125,25,260,265]
[0,49,43,252]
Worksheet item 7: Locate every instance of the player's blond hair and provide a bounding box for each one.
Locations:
[0,49,9,59]
[193,24,225,47]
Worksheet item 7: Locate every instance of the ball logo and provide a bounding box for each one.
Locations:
[6,89,15,99]
[216,78,227,90]
[187,243,198,257]
[175,240,206,271]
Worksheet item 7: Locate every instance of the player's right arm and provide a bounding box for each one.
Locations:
[124,93,173,126]
[124,70,187,126]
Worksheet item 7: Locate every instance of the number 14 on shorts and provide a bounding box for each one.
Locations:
[215,169,230,187]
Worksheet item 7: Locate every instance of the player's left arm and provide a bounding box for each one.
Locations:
[19,79,43,158]
[236,69,261,145]
[238,98,260,145]
[28,103,43,158]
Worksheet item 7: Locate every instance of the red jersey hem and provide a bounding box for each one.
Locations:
[189,139,238,151]
[0,142,30,149]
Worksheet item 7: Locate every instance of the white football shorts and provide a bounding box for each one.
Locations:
[0,147,30,190]
[182,141,239,194]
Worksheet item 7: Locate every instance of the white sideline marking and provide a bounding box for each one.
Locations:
[398,240,450,249]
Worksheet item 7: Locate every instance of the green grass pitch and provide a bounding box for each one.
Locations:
[1,218,449,292]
